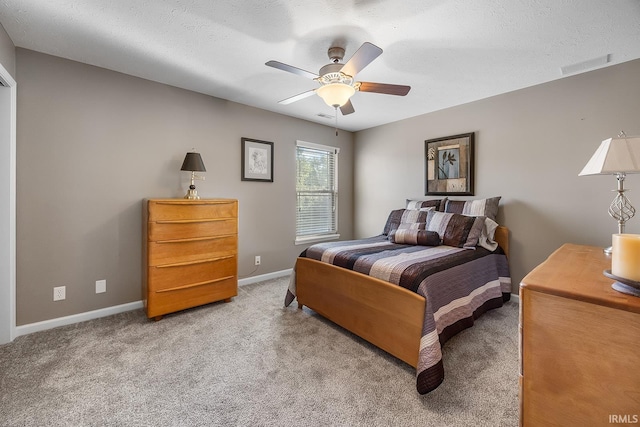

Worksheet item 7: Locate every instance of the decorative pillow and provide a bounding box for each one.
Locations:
[425,210,485,248]
[400,208,431,223]
[382,208,432,235]
[382,209,404,235]
[443,196,501,221]
[389,229,441,246]
[478,217,499,251]
[396,221,426,230]
[406,198,446,212]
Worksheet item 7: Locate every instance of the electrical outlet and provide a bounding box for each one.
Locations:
[96,279,106,294]
[255,255,261,266]
[53,286,66,301]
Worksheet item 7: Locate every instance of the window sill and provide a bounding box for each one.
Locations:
[295,234,340,246]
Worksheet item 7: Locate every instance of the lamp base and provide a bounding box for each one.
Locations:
[184,188,200,200]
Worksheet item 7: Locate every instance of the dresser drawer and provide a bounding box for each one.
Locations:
[149,200,237,221]
[148,256,236,292]
[148,235,237,267]
[148,218,236,241]
[146,277,237,318]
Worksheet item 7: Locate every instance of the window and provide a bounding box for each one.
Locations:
[295,140,340,244]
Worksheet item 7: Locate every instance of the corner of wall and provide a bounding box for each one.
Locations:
[0,22,16,80]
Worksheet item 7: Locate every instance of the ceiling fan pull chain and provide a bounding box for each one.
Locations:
[335,107,339,136]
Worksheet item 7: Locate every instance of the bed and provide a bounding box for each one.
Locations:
[284,198,511,394]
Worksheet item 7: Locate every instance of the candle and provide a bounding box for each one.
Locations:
[611,234,640,282]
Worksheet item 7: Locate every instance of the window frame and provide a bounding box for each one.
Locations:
[295,140,340,245]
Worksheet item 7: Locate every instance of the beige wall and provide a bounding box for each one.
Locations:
[0,22,15,78]
[14,44,640,324]
[354,59,640,292]
[16,48,353,325]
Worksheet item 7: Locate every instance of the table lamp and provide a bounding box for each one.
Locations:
[181,151,206,199]
[579,132,640,254]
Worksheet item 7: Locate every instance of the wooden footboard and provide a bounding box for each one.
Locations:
[296,257,425,367]
[295,225,510,368]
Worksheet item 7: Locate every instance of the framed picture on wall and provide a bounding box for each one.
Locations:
[425,132,474,195]
[241,137,274,182]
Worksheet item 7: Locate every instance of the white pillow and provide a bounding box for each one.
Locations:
[478,218,499,251]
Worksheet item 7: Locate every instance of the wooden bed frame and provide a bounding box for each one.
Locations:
[296,226,510,368]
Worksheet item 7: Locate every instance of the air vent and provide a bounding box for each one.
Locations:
[317,113,334,119]
[560,54,611,76]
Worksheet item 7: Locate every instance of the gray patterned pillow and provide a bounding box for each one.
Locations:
[406,198,447,212]
[382,208,433,235]
[425,210,485,248]
[443,197,501,221]
[397,221,426,230]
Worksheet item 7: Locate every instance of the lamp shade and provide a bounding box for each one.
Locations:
[181,152,206,172]
[316,83,356,108]
[579,136,640,176]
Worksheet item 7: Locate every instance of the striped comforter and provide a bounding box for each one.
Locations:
[284,236,511,394]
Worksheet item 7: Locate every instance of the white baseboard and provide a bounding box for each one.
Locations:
[19,270,508,338]
[14,270,294,339]
[238,268,292,286]
[14,300,143,338]
[510,293,520,304]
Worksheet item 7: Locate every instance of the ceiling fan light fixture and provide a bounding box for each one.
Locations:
[266,41,410,115]
[316,83,355,108]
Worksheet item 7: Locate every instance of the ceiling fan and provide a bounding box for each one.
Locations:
[265,42,411,116]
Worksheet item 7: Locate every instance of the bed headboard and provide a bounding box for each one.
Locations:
[494,225,509,258]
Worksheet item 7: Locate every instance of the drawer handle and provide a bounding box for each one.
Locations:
[154,201,235,206]
[156,255,235,268]
[156,275,235,293]
[155,218,234,224]
[156,233,236,244]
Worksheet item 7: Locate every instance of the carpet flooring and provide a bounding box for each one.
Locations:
[0,276,519,426]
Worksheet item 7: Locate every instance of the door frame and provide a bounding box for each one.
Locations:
[0,61,16,344]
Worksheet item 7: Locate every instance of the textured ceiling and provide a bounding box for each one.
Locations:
[1,0,639,131]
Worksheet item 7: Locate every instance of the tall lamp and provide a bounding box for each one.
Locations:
[579,132,640,254]
[181,151,206,200]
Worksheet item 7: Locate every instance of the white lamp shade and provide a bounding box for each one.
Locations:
[316,83,356,107]
[579,136,640,176]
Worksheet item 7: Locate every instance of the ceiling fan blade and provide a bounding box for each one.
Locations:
[278,89,317,105]
[340,99,355,115]
[265,60,319,80]
[340,42,383,77]
[358,82,411,96]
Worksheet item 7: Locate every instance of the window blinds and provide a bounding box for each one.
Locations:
[296,141,339,238]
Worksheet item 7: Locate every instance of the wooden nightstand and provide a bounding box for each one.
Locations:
[142,198,238,320]
[519,244,640,426]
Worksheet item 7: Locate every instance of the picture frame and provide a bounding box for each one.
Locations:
[425,132,474,195]
[241,137,274,182]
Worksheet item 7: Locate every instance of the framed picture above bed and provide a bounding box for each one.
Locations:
[425,132,474,196]
[241,137,274,182]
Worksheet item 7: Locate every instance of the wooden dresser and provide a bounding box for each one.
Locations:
[519,244,640,426]
[143,198,238,320]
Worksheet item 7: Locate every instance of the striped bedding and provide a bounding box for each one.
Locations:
[284,235,511,394]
